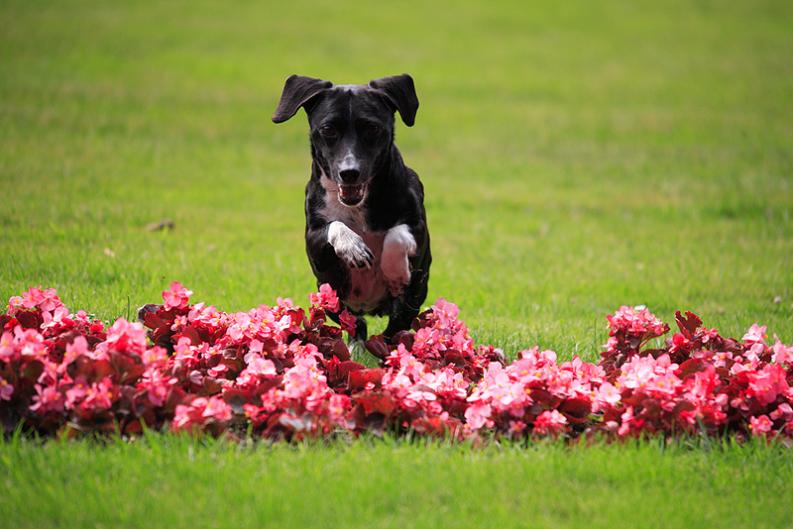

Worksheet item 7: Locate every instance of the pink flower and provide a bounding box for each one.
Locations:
[139,368,177,407]
[60,335,90,370]
[66,377,116,415]
[310,283,340,313]
[11,327,48,359]
[464,402,492,430]
[0,331,14,360]
[746,364,789,406]
[618,354,680,397]
[742,324,767,346]
[617,406,636,437]
[105,319,148,354]
[173,403,198,430]
[749,415,773,436]
[508,420,527,435]
[162,281,193,310]
[244,353,277,377]
[607,305,668,339]
[533,410,568,436]
[593,382,621,412]
[279,349,331,410]
[173,396,232,431]
[173,337,200,368]
[0,377,13,401]
[771,339,792,366]
[141,346,169,367]
[30,384,65,414]
[208,363,229,378]
[770,403,793,422]
[10,287,64,314]
[202,396,232,422]
[327,394,351,422]
[40,306,73,332]
[7,295,23,312]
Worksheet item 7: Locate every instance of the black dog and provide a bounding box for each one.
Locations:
[273,74,431,342]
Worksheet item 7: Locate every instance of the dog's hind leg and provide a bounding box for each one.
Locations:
[335,309,369,362]
[383,309,417,341]
[353,316,368,343]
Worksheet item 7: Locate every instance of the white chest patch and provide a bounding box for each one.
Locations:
[319,174,388,312]
[346,232,388,312]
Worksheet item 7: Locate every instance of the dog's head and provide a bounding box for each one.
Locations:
[273,74,418,207]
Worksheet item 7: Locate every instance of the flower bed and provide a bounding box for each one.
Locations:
[1,283,791,442]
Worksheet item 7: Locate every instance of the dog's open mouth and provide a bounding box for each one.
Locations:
[338,184,367,206]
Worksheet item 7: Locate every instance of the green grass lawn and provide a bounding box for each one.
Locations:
[1,0,792,527]
[2,435,793,529]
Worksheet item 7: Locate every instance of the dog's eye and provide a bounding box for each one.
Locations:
[362,122,382,136]
[318,125,338,139]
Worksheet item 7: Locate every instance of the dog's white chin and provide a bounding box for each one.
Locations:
[338,183,367,207]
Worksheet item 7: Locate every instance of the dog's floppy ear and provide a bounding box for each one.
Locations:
[369,74,419,126]
[272,75,332,123]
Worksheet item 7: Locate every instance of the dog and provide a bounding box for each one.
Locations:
[272,74,431,343]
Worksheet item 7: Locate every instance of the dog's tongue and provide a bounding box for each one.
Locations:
[339,184,365,205]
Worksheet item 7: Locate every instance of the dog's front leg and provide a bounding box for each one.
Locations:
[381,224,418,296]
[327,221,374,269]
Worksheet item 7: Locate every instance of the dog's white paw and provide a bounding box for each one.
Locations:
[381,224,416,296]
[328,221,374,269]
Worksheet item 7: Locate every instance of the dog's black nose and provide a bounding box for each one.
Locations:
[339,169,360,183]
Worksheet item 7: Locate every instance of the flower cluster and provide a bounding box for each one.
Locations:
[596,308,793,439]
[465,349,605,438]
[1,284,791,442]
[600,305,670,372]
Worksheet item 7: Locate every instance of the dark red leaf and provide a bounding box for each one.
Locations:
[677,358,706,378]
[354,392,396,416]
[174,325,201,345]
[364,336,389,360]
[348,368,385,391]
[675,310,702,339]
[391,330,415,350]
[16,311,41,330]
[559,397,591,420]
